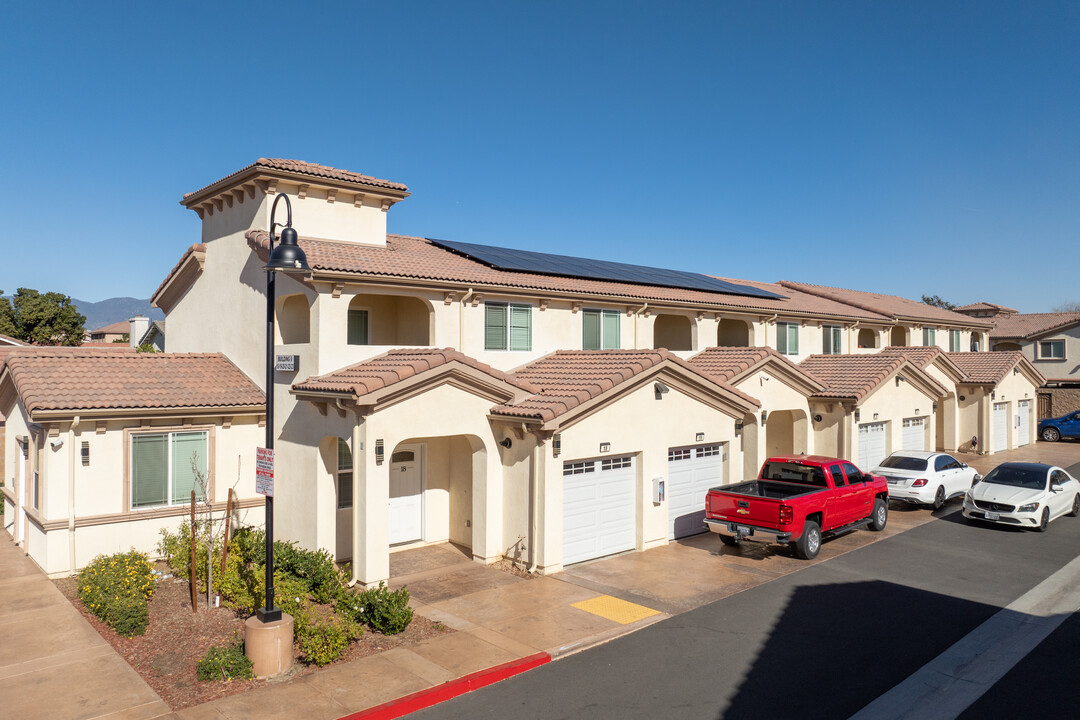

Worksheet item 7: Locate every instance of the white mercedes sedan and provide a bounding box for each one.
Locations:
[962,462,1080,531]
[871,451,980,510]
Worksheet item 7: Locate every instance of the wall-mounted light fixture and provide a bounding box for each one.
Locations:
[375,439,385,465]
[915,409,920,416]
[695,432,705,442]
[552,433,561,457]
[1013,367,1020,375]
[600,442,611,453]
[81,441,90,466]
[959,395,966,402]
[991,391,996,400]
[813,414,823,423]
[873,413,879,421]
[761,410,768,424]
[854,409,861,422]
[932,402,938,413]
[499,437,513,449]
[734,420,744,434]
[654,382,670,399]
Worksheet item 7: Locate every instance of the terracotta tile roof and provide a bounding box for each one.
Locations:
[799,354,944,401]
[686,346,825,388]
[90,320,129,335]
[292,348,537,397]
[777,281,993,328]
[245,230,888,318]
[184,158,408,200]
[2,350,264,415]
[955,301,1018,315]
[945,351,1044,385]
[492,349,759,423]
[989,312,1080,340]
[878,345,971,382]
[151,243,205,306]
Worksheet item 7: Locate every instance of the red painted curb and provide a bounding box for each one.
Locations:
[339,651,552,720]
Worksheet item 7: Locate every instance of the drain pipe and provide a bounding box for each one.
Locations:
[459,289,474,351]
[68,415,81,576]
[527,433,541,573]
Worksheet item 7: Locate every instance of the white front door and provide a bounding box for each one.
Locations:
[859,422,887,469]
[901,417,926,451]
[563,455,636,565]
[388,444,423,545]
[993,402,1009,452]
[667,444,723,539]
[1017,400,1031,447]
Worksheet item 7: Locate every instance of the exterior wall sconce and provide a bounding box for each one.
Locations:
[552,433,561,457]
[696,432,705,442]
[600,442,611,453]
[734,420,743,434]
[375,439,385,464]
[500,437,513,449]
[813,414,823,423]
[761,410,768,424]
[959,395,966,402]
[854,409,861,422]
[932,402,938,413]
[81,441,90,466]
[873,413,879,421]
[991,391,996,400]
[915,409,920,416]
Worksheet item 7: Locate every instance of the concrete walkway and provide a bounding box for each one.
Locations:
[4,440,1079,720]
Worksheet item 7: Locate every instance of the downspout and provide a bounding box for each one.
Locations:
[459,289,474,350]
[68,416,80,576]
[527,432,540,573]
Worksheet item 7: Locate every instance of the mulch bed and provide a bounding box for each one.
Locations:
[54,563,452,711]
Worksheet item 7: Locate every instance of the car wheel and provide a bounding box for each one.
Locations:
[1042,427,1061,442]
[719,534,741,547]
[1037,507,1051,532]
[869,498,888,531]
[932,485,946,511]
[794,520,821,560]
[1070,495,1080,518]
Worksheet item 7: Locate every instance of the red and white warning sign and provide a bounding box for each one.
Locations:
[255,447,274,497]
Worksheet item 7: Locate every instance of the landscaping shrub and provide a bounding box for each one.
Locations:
[196,636,253,681]
[273,541,344,603]
[77,550,155,637]
[216,551,261,613]
[157,522,217,590]
[343,582,413,635]
[294,602,360,666]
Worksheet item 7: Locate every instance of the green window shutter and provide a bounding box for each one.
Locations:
[347,310,369,345]
[790,323,800,355]
[171,432,207,504]
[777,323,788,355]
[509,304,532,351]
[485,304,507,350]
[132,435,167,508]
[602,311,620,349]
[582,310,601,350]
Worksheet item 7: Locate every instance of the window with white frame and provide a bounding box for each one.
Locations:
[777,322,799,356]
[922,327,936,346]
[1039,340,1065,359]
[347,309,369,345]
[950,329,962,352]
[131,431,208,508]
[822,325,841,354]
[583,309,620,350]
[485,302,532,351]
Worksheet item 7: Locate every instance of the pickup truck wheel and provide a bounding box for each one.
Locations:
[719,534,741,547]
[932,486,946,510]
[794,520,821,560]
[870,498,888,531]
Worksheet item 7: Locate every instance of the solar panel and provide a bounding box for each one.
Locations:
[428,239,785,300]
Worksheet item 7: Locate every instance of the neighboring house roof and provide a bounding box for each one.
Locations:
[877,345,969,383]
[183,158,409,202]
[686,346,825,394]
[955,301,1019,315]
[945,351,1046,386]
[799,354,947,403]
[244,230,890,320]
[90,320,129,335]
[989,312,1080,340]
[0,350,264,417]
[493,349,759,424]
[777,281,993,329]
[139,320,165,346]
[292,348,536,398]
[0,333,26,347]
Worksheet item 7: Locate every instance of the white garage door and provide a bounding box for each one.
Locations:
[901,417,926,451]
[859,422,887,470]
[667,444,723,540]
[563,455,636,565]
[1017,400,1030,447]
[993,402,1009,452]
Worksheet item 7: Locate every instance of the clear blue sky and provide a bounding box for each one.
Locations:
[2,1,1077,313]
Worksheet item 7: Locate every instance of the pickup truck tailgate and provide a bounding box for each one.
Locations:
[707,490,780,526]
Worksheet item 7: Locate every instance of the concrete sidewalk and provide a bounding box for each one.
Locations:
[5,440,1079,720]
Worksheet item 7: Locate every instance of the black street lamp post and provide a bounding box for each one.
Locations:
[257,192,310,624]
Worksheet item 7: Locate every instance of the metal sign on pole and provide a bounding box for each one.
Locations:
[255,447,274,497]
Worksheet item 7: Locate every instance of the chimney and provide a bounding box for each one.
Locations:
[129,316,149,348]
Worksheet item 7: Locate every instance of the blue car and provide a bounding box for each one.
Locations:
[1039,411,1080,442]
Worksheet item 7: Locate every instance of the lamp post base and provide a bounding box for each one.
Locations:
[245,613,294,678]
[256,606,283,623]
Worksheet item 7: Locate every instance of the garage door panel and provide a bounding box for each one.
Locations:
[667,444,723,540]
[859,423,887,470]
[993,402,1008,452]
[563,457,635,565]
[902,417,926,452]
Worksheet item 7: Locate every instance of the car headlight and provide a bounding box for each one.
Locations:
[1018,502,1039,513]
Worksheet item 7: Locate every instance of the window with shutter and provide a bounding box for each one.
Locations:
[509,304,532,351]
[484,304,507,350]
[602,310,620,349]
[583,310,602,350]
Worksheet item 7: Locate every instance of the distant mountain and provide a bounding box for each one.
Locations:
[71,297,164,332]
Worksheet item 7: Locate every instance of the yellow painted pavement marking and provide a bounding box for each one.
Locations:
[571,594,660,625]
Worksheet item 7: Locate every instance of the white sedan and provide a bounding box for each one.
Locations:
[962,462,1080,531]
[871,451,980,510]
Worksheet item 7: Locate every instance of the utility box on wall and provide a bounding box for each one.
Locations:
[652,477,665,505]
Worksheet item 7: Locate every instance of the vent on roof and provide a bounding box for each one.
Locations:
[428,239,786,300]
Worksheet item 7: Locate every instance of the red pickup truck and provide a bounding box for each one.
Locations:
[704,455,889,559]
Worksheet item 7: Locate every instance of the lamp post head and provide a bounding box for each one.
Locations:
[266,226,310,273]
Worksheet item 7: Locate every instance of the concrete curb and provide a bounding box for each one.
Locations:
[338,651,551,720]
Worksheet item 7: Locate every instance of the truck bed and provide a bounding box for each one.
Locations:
[709,479,823,501]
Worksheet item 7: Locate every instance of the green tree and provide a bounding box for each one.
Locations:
[921,294,956,311]
[0,288,86,345]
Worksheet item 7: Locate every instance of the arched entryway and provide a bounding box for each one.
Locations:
[765,409,808,457]
[717,318,751,347]
[653,314,693,351]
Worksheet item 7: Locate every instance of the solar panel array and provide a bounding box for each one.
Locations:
[428,239,785,300]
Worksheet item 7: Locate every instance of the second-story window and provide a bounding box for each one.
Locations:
[347,309,369,345]
[777,321,799,356]
[822,325,841,354]
[583,309,620,350]
[485,302,532,351]
[1039,340,1065,359]
[922,327,936,346]
[950,329,962,352]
